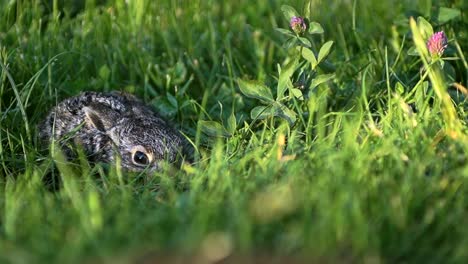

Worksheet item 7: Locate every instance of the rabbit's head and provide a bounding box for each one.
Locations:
[83,103,189,171]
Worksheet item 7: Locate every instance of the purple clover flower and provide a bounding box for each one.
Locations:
[290,16,307,35]
[427,31,448,57]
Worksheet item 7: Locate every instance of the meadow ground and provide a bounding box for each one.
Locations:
[0,0,467,263]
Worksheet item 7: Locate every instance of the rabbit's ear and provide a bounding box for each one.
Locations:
[83,105,118,132]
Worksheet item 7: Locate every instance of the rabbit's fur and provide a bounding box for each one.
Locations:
[39,91,192,171]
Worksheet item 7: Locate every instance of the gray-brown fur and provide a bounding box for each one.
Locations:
[39,91,192,171]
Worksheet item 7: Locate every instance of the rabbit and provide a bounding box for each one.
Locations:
[38,91,193,172]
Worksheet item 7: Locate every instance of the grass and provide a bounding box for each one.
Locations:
[0,0,467,263]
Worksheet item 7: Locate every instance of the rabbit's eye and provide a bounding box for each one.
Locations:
[133,151,149,165]
[130,146,153,167]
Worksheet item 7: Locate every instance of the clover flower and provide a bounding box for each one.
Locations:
[427,31,448,57]
[290,16,307,35]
